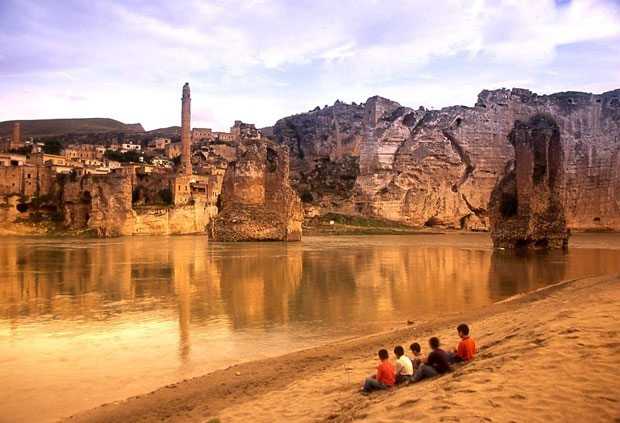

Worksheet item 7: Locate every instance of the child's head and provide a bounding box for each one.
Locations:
[393,345,405,358]
[457,323,470,336]
[378,348,389,360]
[429,337,440,350]
[410,342,421,354]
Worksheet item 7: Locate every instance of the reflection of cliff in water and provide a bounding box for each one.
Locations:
[3,235,620,330]
[215,243,303,329]
[488,246,620,300]
[488,249,568,298]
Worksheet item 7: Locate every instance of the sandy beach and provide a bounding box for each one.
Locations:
[62,272,620,422]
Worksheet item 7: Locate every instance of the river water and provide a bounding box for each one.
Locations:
[1,233,619,422]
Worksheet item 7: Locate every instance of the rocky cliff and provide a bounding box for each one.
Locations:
[271,88,620,231]
[61,174,215,236]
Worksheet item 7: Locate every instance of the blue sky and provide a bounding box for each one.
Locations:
[1,0,619,131]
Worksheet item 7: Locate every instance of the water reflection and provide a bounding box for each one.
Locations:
[1,233,619,422]
[489,249,568,298]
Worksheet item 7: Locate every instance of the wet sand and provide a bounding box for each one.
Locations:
[62,272,620,422]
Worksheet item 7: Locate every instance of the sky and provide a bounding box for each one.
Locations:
[1,0,619,132]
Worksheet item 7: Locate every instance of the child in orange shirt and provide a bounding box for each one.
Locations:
[447,323,476,363]
[362,349,396,392]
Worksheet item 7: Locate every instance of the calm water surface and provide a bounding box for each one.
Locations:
[1,233,619,422]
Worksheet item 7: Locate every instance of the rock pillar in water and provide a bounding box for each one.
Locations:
[209,141,303,241]
[489,114,570,249]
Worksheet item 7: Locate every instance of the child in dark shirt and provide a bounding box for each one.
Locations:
[410,337,450,383]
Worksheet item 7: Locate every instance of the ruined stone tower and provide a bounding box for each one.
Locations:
[11,122,21,150]
[181,83,192,174]
[489,114,570,249]
[209,141,303,241]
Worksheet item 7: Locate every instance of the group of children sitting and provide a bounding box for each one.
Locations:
[362,323,476,393]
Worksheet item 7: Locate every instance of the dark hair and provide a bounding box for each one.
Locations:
[410,342,421,353]
[429,337,440,349]
[378,349,389,360]
[457,323,470,335]
[394,345,404,357]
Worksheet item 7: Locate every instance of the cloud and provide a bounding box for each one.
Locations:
[0,0,619,130]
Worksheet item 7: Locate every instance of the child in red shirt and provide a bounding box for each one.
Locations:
[448,323,476,363]
[362,349,396,392]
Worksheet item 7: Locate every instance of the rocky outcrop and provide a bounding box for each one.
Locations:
[62,174,136,236]
[61,174,214,236]
[270,88,620,230]
[489,115,570,249]
[133,200,214,235]
[209,141,303,241]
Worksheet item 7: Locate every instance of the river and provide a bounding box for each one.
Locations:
[1,233,619,422]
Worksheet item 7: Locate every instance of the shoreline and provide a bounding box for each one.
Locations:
[62,271,620,422]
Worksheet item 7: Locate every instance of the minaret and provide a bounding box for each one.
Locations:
[11,122,21,150]
[181,83,192,174]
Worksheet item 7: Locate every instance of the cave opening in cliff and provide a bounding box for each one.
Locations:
[499,193,518,218]
[515,239,531,248]
[266,148,278,172]
[16,203,28,213]
[40,204,57,213]
[535,238,549,248]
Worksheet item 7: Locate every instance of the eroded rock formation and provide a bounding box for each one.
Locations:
[209,141,303,241]
[270,88,620,231]
[61,174,214,237]
[489,115,570,249]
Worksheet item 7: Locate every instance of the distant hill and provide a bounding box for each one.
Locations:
[0,118,145,138]
[146,126,181,137]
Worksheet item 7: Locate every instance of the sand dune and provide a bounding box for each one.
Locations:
[63,272,620,422]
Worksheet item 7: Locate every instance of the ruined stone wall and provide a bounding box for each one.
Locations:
[220,144,266,206]
[172,174,193,205]
[133,173,173,205]
[208,143,238,162]
[0,165,55,198]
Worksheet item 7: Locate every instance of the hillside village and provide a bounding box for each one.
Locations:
[0,112,265,236]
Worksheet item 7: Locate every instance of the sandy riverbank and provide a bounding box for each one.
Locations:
[62,272,620,422]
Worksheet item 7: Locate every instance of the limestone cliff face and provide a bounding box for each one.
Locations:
[271,101,365,208]
[209,141,303,241]
[271,88,620,230]
[133,200,216,235]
